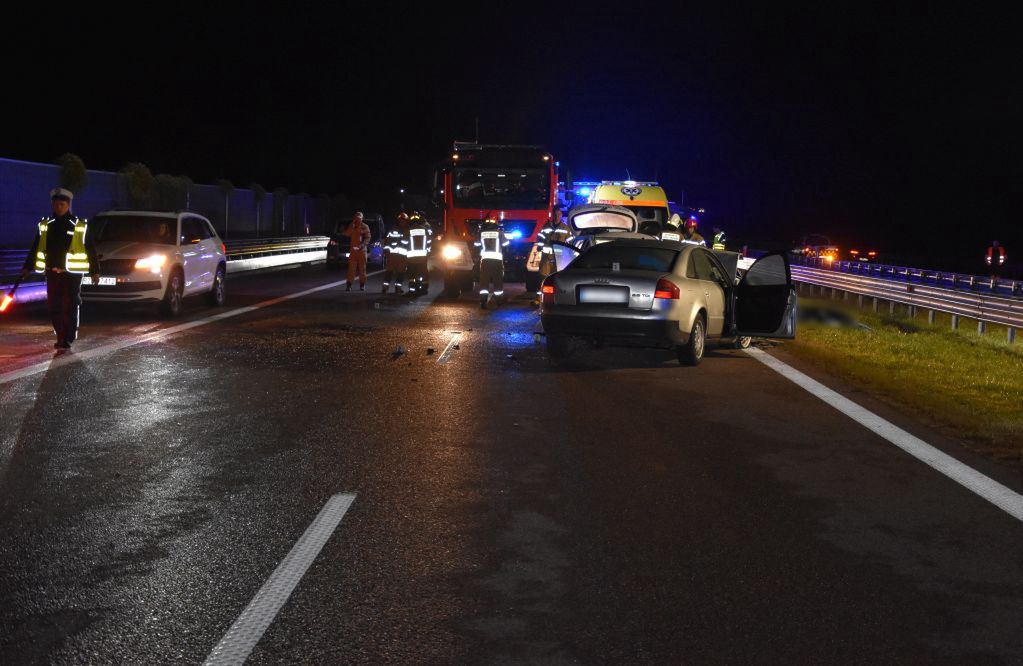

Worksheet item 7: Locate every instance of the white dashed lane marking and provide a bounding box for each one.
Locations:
[204,493,357,665]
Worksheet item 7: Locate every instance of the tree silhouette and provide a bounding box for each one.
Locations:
[55,153,88,194]
[120,163,155,208]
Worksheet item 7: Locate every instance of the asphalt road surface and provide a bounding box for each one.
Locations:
[2,263,1022,664]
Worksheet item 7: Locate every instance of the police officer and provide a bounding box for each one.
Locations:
[475,214,510,308]
[533,211,572,305]
[661,213,683,242]
[20,188,100,349]
[405,211,432,295]
[712,227,727,251]
[383,212,409,293]
[682,217,705,246]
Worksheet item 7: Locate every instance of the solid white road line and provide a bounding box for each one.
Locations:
[745,347,1023,523]
[436,333,461,364]
[0,271,384,386]
[204,493,357,666]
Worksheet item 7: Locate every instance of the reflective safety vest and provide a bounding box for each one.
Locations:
[386,228,407,255]
[407,226,430,258]
[34,217,91,273]
[712,231,726,251]
[478,229,509,261]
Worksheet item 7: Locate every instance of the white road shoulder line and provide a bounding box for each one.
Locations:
[0,271,384,386]
[436,333,461,364]
[744,347,1023,523]
[204,492,356,666]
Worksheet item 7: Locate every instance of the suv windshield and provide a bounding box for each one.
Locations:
[453,168,549,210]
[572,244,679,272]
[93,216,177,245]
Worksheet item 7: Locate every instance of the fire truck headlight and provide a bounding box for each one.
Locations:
[442,244,462,261]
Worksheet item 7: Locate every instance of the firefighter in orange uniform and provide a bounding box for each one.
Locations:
[345,212,372,291]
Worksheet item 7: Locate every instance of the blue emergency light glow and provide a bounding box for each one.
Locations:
[507,230,523,240]
[578,187,592,197]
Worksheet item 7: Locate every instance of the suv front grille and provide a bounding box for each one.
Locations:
[100,259,138,275]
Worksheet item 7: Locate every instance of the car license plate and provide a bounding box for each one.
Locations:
[82,276,116,286]
[578,285,629,304]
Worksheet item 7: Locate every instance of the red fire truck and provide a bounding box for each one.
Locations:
[434,143,559,297]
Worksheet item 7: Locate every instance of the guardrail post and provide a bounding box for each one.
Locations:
[977,320,986,335]
[873,297,879,312]
[951,315,959,330]
[928,310,936,325]
[908,305,916,319]
[1013,282,1020,296]
[889,301,896,315]
[1010,327,1017,344]
[857,294,863,308]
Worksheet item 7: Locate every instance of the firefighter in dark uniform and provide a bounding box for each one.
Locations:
[382,212,409,293]
[532,210,572,305]
[661,213,683,242]
[405,212,432,295]
[20,188,100,349]
[475,214,510,308]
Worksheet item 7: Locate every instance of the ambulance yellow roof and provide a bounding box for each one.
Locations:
[588,183,669,207]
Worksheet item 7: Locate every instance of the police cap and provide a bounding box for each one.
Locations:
[50,187,74,202]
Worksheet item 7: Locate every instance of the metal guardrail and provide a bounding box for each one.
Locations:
[794,255,1022,299]
[791,264,1022,342]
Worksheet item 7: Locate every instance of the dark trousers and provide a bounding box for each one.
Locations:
[46,271,83,343]
[407,258,428,292]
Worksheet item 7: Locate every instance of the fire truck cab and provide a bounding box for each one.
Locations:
[434,144,558,297]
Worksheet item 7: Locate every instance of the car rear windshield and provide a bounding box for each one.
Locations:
[93,216,177,245]
[572,244,679,272]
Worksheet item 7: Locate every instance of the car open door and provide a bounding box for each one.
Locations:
[733,252,796,338]
[549,240,581,271]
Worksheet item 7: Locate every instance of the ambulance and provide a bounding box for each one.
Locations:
[586,181,671,235]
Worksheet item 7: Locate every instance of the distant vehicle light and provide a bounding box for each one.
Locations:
[654,278,680,300]
[452,153,459,160]
[442,244,462,260]
[868,251,877,256]
[135,254,167,273]
[850,249,859,255]
[543,155,550,161]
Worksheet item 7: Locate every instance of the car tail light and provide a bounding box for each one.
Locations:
[654,278,679,300]
[540,279,556,303]
[221,243,227,255]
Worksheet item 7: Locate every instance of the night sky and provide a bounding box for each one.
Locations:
[3,5,1014,268]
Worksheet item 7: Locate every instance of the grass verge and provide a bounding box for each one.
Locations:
[782,297,1023,461]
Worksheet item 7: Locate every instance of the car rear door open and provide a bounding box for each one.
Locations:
[733,252,796,338]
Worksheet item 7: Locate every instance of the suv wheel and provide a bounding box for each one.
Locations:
[160,269,184,318]
[206,264,226,306]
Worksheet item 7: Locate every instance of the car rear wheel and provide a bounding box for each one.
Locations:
[677,315,706,366]
[160,269,184,318]
[206,264,226,306]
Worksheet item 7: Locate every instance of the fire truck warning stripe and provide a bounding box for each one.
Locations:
[203,493,356,665]
[0,272,384,386]
[745,347,1023,523]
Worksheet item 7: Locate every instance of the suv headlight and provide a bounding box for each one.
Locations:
[134,254,167,273]
[442,244,462,261]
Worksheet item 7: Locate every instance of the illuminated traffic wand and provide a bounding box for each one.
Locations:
[0,275,24,312]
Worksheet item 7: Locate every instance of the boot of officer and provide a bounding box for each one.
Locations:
[474,214,509,309]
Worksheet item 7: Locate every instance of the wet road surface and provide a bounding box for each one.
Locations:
[1,263,1022,664]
